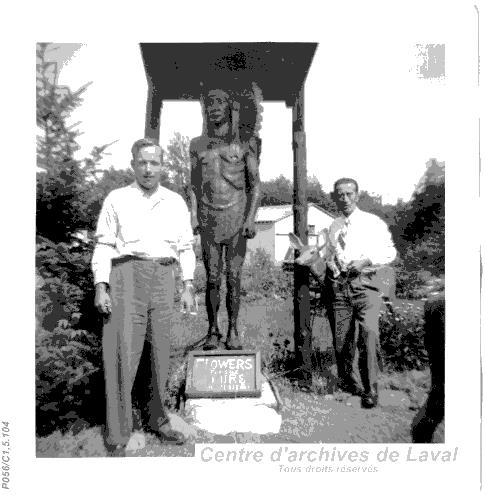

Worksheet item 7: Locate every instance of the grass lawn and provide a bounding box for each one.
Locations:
[36,297,443,457]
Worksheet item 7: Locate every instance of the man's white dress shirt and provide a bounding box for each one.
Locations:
[328,207,396,266]
[91,182,196,285]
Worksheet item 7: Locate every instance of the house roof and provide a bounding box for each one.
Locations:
[255,205,292,223]
[255,203,335,223]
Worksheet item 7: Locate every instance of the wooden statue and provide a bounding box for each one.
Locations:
[190,84,263,350]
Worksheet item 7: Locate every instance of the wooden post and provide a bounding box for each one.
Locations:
[292,85,312,384]
[144,82,163,142]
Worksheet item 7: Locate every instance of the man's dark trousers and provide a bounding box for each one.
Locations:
[325,276,381,395]
[102,258,175,447]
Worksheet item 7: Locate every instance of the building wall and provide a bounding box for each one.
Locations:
[246,221,275,262]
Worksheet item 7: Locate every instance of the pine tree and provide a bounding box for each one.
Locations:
[36,43,110,242]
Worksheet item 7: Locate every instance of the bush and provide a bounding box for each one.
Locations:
[393,258,429,299]
[36,240,97,329]
[379,300,428,371]
[393,254,445,299]
[36,323,103,436]
[35,240,105,436]
[241,248,293,300]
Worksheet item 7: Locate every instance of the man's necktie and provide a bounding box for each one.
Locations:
[333,220,349,274]
[337,220,349,252]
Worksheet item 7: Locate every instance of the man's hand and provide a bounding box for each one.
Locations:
[242,220,256,239]
[181,280,198,315]
[95,282,112,315]
[347,259,372,277]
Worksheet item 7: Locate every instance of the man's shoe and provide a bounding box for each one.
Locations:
[152,424,186,445]
[361,392,379,409]
[225,335,243,350]
[202,334,220,350]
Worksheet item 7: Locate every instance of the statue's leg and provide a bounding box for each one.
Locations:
[224,231,247,350]
[201,234,224,350]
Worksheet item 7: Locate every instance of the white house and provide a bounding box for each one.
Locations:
[246,203,335,263]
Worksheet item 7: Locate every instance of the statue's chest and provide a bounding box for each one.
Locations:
[200,143,245,180]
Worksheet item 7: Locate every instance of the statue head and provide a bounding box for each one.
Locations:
[205,89,231,127]
[200,82,263,148]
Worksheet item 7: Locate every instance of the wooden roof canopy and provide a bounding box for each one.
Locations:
[140,42,318,105]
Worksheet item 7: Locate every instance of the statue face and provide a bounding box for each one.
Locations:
[131,145,162,192]
[206,89,230,125]
[334,182,359,216]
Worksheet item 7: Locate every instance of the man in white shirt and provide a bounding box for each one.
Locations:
[92,138,196,455]
[325,178,396,409]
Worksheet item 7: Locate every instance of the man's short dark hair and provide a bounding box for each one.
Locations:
[333,177,359,193]
[131,138,162,160]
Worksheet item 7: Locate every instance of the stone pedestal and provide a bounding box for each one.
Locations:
[185,377,282,435]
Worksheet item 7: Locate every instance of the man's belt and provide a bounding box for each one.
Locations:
[112,255,177,266]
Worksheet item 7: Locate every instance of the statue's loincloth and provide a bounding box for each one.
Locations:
[198,194,246,242]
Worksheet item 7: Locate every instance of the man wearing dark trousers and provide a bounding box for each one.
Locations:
[92,138,196,456]
[325,178,396,409]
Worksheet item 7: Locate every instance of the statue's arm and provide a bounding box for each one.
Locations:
[189,138,201,235]
[243,138,261,238]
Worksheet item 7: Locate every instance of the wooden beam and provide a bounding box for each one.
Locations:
[144,82,163,142]
[292,86,312,384]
